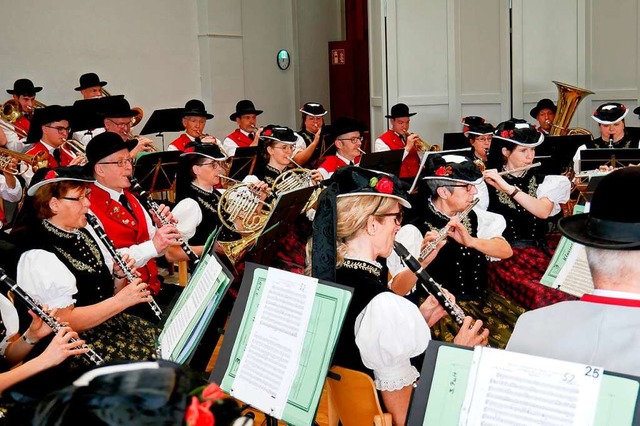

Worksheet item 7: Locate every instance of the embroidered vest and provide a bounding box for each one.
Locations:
[226,129,253,148]
[185,184,222,246]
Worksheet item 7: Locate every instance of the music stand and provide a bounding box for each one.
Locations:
[579,148,640,171]
[133,151,182,202]
[228,146,259,181]
[249,186,316,267]
[140,108,184,136]
[443,132,469,151]
[359,149,404,175]
[71,95,125,133]
[536,134,590,175]
[626,126,640,141]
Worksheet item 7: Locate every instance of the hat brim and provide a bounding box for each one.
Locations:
[180,151,228,162]
[591,109,629,125]
[421,176,484,186]
[300,109,328,117]
[7,87,42,95]
[493,133,544,147]
[260,135,298,144]
[229,110,263,121]
[529,106,557,119]
[27,176,94,196]
[182,111,214,119]
[337,192,412,209]
[385,112,417,119]
[558,213,640,250]
[74,81,107,91]
[466,130,493,137]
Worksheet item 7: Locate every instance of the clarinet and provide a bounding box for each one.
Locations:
[0,268,104,365]
[128,177,200,266]
[85,214,163,320]
[393,241,466,326]
[419,198,479,260]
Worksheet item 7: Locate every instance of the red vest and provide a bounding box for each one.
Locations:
[225,129,253,148]
[318,155,360,175]
[26,142,74,168]
[14,116,31,135]
[169,134,196,152]
[378,130,420,178]
[88,184,161,294]
[581,294,640,308]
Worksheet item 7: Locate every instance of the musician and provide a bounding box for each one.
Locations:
[75,72,107,100]
[507,167,640,376]
[168,99,220,152]
[2,78,42,153]
[374,103,421,179]
[84,132,183,319]
[572,102,639,172]
[13,166,158,388]
[387,154,520,348]
[292,102,327,168]
[530,98,556,135]
[483,119,574,310]
[308,166,488,426]
[462,115,494,165]
[0,293,86,417]
[102,97,155,157]
[317,117,364,179]
[23,105,86,185]
[222,99,263,156]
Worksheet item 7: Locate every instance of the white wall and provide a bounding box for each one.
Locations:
[0,0,201,148]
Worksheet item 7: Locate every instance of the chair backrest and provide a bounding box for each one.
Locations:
[326,366,392,426]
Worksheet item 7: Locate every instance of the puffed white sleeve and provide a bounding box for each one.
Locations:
[536,175,571,216]
[388,224,422,281]
[17,249,78,309]
[355,292,430,391]
[172,198,202,240]
[0,293,19,355]
[474,180,490,211]
[222,137,238,157]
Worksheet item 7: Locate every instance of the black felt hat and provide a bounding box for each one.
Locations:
[85,131,138,169]
[180,141,228,161]
[634,105,640,116]
[422,154,483,185]
[260,124,298,144]
[558,167,640,249]
[529,98,557,119]
[385,103,416,119]
[75,73,107,91]
[493,118,544,146]
[182,99,213,119]
[311,166,411,281]
[592,102,628,125]
[27,166,94,196]
[101,96,138,119]
[300,102,327,117]
[26,105,73,144]
[229,99,263,121]
[325,117,366,142]
[6,78,42,96]
[462,116,494,137]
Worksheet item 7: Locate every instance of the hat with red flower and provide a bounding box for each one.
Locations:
[462,116,494,138]
[311,166,410,281]
[422,154,483,185]
[492,118,544,147]
[592,102,628,125]
[259,124,298,145]
[27,165,94,196]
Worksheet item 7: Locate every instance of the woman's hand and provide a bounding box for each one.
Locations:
[38,327,88,369]
[483,168,511,193]
[115,278,153,308]
[419,229,447,267]
[453,316,490,347]
[26,305,57,341]
[419,295,447,327]
[113,253,138,280]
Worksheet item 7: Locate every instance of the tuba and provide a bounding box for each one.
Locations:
[549,81,594,136]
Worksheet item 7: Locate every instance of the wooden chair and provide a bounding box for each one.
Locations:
[326,366,392,426]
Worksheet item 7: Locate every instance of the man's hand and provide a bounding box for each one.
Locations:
[152,224,183,254]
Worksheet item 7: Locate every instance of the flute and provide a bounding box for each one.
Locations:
[393,242,466,326]
[85,214,163,320]
[0,268,104,365]
[419,198,479,261]
[497,162,542,176]
[128,177,200,266]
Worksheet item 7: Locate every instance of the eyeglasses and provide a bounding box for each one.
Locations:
[337,136,364,144]
[375,210,403,225]
[45,125,71,133]
[61,190,91,202]
[107,119,132,128]
[97,158,135,167]
[475,136,492,142]
[197,162,219,168]
[450,184,474,191]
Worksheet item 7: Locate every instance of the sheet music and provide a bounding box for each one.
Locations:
[460,347,603,426]
[231,268,317,418]
[554,243,595,297]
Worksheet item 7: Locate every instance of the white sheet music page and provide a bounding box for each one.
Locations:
[459,347,603,426]
[231,267,317,419]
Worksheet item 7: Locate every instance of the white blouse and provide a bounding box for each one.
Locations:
[0,293,19,355]
[354,291,430,391]
[536,175,571,217]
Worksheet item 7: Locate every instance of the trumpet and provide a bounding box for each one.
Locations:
[124,130,157,152]
[0,147,48,175]
[61,139,87,160]
[406,132,440,153]
[1,100,29,139]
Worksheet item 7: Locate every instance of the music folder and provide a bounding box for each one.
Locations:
[211,262,352,425]
[228,146,259,181]
[407,341,640,425]
[536,134,590,175]
[442,132,469,151]
[359,149,404,176]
